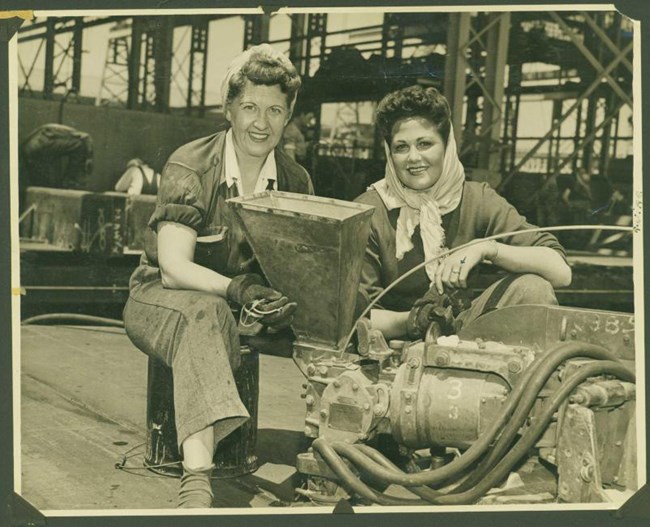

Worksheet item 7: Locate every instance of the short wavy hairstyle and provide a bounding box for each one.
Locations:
[375,85,452,146]
[223,44,302,110]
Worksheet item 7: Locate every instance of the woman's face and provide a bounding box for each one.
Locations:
[226,80,290,160]
[389,117,446,191]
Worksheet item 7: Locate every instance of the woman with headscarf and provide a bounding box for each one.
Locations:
[123,44,313,508]
[355,85,571,340]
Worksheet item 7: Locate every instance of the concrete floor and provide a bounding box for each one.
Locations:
[20,324,311,510]
[18,324,636,512]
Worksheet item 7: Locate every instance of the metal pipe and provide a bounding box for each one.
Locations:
[21,313,124,327]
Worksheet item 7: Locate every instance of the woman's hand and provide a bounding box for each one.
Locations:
[433,240,494,294]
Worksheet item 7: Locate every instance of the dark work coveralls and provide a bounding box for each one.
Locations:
[123,130,313,448]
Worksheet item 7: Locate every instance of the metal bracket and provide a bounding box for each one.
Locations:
[556,404,608,503]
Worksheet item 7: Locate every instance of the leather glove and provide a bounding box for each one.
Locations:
[227,273,296,328]
[407,286,462,340]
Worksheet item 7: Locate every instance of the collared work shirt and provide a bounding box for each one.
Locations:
[131,129,314,288]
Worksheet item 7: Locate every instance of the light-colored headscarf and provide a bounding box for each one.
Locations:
[371,124,465,282]
[220,43,299,112]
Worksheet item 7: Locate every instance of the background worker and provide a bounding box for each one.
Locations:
[114,158,161,195]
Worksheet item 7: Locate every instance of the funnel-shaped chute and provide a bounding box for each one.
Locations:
[228,191,374,351]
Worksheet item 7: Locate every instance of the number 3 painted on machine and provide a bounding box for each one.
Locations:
[448,379,462,400]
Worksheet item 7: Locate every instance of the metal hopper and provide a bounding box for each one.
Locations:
[227,191,374,353]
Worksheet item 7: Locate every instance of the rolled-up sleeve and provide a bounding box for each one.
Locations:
[480,183,567,260]
[148,162,206,232]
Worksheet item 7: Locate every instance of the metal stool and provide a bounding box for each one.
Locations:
[143,344,259,478]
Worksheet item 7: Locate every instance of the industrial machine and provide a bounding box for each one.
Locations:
[201,192,637,505]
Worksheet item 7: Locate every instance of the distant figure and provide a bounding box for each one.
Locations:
[20,123,93,206]
[281,110,315,163]
[114,158,161,195]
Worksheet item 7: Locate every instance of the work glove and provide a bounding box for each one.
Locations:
[407,286,471,340]
[226,273,296,328]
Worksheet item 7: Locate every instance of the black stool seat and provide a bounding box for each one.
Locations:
[144,345,259,478]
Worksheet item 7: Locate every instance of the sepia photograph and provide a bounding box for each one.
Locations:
[1,2,647,523]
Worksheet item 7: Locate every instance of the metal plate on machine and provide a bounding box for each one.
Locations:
[328,403,364,433]
[458,305,635,360]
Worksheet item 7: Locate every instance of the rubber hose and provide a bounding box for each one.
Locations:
[328,341,621,488]
[430,360,635,504]
[452,341,621,493]
[21,312,125,327]
[340,443,443,501]
[329,360,633,505]
[311,438,426,505]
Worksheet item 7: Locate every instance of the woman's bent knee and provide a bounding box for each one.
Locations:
[511,274,557,305]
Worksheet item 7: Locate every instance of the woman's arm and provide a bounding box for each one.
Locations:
[157,221,231,296]
[435,239,571,294]
[487,241,572,288]
[369,309,409,340]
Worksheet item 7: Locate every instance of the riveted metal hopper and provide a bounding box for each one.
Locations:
[227,191,374,352]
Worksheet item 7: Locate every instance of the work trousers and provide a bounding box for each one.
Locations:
[123,278,249,450]
[456,273,558,330]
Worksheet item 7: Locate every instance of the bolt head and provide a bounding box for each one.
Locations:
[435,353,449,366]
[508,360,522,373]
[408,357,420,368]
[373,404,383,416]
[405,405,412,414]
[307,365,316,375]
[320,409,328,419]
[333,380,341,388]
[305,395,315,406]
[352,383,359,391]
[404,392,412,401]
[318,365,328,376]
[363,403,371,411]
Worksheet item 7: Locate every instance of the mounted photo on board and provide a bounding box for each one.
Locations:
[2,3,645,522]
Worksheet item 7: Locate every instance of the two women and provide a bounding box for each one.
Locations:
[123,44,313,508]
[355,85,571,339]
[125,53,570,508]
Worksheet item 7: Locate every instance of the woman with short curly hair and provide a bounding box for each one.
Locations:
[355,85,571,339]
[123,44,313,508]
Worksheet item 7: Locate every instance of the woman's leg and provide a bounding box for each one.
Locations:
[456,273,558,330]
[123,280,249,507]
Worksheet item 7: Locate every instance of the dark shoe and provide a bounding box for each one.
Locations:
[178,463,214,508]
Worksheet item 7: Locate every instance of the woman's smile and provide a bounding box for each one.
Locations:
[390,116,445,191]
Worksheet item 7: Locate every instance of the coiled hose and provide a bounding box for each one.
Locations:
[316,341,622,489]
[311,351,634,504]
[451,341,624,493]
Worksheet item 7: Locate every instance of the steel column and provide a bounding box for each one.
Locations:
[443,13,471,148]
[153,16,174,113]
[244,15,270,49]
[43,18,56,99]
[477,12,510,177]
[289,14,307,76]
[127,18,143,110]
[186,20,209,115]
[71,18,83,93]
